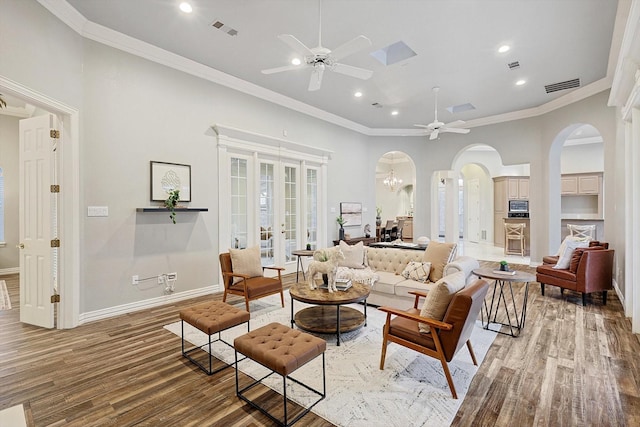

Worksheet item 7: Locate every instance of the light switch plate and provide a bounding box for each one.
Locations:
[87,206,108,217]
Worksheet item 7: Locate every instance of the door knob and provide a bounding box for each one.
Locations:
[17,243,25,249]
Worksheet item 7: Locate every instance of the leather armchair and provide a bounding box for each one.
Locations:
[536,246,614,306]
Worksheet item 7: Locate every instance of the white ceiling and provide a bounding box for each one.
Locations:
[43,1,622,133]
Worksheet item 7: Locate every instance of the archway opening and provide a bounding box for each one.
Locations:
[376,151,415,241]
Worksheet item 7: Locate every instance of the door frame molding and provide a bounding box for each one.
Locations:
[1,75,80,329]
[213,124,331,273]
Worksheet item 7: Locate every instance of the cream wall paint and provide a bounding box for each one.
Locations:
[561,143,604,173]
[0,115,19,269]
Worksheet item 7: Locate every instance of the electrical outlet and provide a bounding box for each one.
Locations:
[167,272,177,281]
[132,275,139,285]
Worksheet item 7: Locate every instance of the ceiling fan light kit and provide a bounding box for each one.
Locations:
[261,0,373,91]
[414,87,471,140]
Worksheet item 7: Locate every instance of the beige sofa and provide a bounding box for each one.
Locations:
[334,243,479,309]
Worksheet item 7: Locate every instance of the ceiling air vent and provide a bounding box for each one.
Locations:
[507,61,520,70]
[545,78,580,94]
[211,20,238,36]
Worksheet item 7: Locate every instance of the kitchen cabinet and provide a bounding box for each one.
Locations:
[493,176,529,247]
[560,172,603,218]
[561,173,602,195]
[507,178,529,200]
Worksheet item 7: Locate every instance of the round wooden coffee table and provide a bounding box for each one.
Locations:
[289,282,371,346]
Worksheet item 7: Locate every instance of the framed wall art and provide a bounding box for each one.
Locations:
[150,161,191,202]
[340,202,362,226]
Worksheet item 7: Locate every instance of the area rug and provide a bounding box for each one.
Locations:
[164,295,497,427]
[0,280,11,310]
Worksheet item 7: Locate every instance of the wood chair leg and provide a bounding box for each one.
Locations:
[379,337,389,370]
[279,290,285,308]
[438,355,458,399]
[244,297,250,312]
[222,290,228,302]
[466,340,478,366]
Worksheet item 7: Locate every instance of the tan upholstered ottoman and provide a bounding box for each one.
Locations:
[179,301,250,375]
[234,322,326,426]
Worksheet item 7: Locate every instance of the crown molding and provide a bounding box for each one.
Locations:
[40,0,615,137]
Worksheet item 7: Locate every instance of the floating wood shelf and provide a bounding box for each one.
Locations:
[136,207,208,212]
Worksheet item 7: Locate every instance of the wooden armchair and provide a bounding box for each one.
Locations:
[219,252,285,312]
[378,279,489,399]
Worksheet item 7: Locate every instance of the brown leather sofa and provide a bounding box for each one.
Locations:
[536,242,613,306]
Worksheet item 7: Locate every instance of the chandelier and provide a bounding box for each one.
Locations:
[383,169,402,191]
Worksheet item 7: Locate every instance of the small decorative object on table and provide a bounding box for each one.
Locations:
[376,207,382,226]
[164,189,180,224]
[306,243,312,250]
[364,224,371,238]
[494,260,516,275]
[336,215,347,241]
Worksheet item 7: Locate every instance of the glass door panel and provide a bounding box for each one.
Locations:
[259,162,275,265]
[230,158,248,249]
[306,168,318,249]
[283,165,298,265]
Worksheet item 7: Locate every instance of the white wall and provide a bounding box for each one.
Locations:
[0,1,626,317]
[0,115,19,269]
[561,143,604,173]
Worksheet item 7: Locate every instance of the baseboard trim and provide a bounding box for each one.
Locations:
[79,284,221,325]
[0,267,20,275]
[612,278,625,308]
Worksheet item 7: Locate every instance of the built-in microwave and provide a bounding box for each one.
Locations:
[508,200,529,217]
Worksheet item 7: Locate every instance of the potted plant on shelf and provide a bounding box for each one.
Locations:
[336,215,347,241]
[164,189,180,224]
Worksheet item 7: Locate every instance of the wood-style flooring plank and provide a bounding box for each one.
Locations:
[2,265,640,426]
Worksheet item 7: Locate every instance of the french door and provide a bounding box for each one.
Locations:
[217,126,328,276]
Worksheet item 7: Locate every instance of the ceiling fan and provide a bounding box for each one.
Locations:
[414,87,471,140]
[261,1,373,91]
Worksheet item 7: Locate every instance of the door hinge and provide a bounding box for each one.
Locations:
[50,129,60,139]
[51,238,60,248]
[51,185,60,193]
[51,294,60,303]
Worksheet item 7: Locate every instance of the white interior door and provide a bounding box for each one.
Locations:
[19,114,56,328]
[468,178,480,243]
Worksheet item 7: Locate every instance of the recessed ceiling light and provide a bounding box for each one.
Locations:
[498,45,510,53]
[291,58,301,66]
[516,79,526,86]
[354,91,363,98]
[179,2,192,13]
[391,110,399,116]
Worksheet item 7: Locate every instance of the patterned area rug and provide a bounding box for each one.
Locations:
[164,294,497,427]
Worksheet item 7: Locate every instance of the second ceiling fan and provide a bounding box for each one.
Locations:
[261,1,373,91]
[415,87,471,140]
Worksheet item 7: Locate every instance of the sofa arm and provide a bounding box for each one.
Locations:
[444,256,479,283]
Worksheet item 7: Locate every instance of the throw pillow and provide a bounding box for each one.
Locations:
[553,240,589,270]
[423,241,457,282]
[338,241,366,269]
[569,246,605,273]
[556,235,591,256]
[401,261,432,283]
[419,271,466,333]
[229,245,263,283]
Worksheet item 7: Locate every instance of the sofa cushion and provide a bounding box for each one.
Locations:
[365,247,423,275]
[373,271,407,294]
[401,261,432,283]
[423,242,457,282]
[554,239,589,269]
[537,264,577,282]
[338,241,366,269]
[419,271,466,333]
[229,245,263,284]
[395,279,435,299]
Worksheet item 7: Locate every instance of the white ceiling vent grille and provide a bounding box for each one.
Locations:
[545,78,580,94]
[507,61,520,70]
[211,20,238,36]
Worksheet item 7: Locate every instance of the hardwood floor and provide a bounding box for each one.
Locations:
[1,269,639,426]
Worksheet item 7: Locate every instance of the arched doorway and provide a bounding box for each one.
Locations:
[376,151,416,240]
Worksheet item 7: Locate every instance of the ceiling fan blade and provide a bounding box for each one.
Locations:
[277,34,314,56]
[429,130,439,140]
[308,65,324,91]
[442,120,467,128]
[261,64,303,74]
[332,63,373,80]
[413,124,430,129]
[330,35,372,61]
[441,127,470,134]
